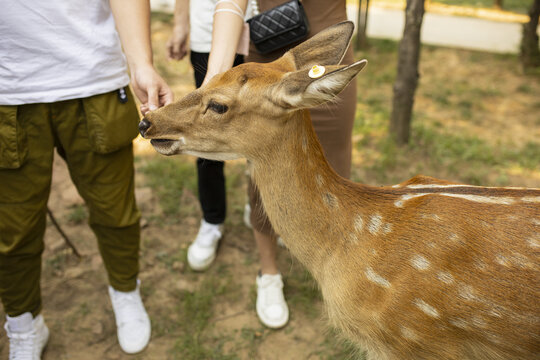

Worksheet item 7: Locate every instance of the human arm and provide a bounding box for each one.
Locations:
[110,0,174,114]
[167,0,190,60]
[203,0,249,86]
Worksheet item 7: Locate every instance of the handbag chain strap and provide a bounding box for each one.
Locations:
[250,0,260,15]
[250,0,303,16]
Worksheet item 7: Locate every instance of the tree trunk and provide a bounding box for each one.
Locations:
[355,0,370,50]
[494,0,503,10]
[520,0,540,70]
[390,0,425,145]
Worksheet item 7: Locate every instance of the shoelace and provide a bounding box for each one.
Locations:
[112,291,145,327]
[195,225,222,247]
[7,329,36,359]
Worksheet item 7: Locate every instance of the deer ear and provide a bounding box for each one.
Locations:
[273,60,367,109]
[287,21,355,70]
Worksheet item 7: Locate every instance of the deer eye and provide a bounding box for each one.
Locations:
[207,101,228,114]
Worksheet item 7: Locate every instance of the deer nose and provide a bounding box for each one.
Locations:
[139,118,151,137]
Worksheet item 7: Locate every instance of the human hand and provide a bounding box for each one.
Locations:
[167,23,190,60]
[130,65,174,115]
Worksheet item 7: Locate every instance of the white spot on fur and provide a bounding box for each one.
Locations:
[471,316,487,328]
[411,255,430,270]
[437,271,454,284]
[495,254,511,267]
[413,299,440,318]
[394,193,429,207]
[392,184,401,188]
[407,184,472,189]
[406,184,528,190]
[449,233,460,242]
[438,193,515,205]
[365,267,390,288]
[522,196,540,203]
[323,192,338,208]
[527,237,539,248]
[354,215,364,233]
[400,326,419,341]
[179,137,186,145]
[421,214,441,221]
[458,284,476,301]
[449,318,468,329]
[488,308,503,318]
[315,174,324,187]
[532,219,540,226]
[369,248,377,256]
[509,252,534,269]
[382,223,393,234]
[368,214,383,235]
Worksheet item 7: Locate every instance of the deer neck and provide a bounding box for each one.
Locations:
[249,110,361,280]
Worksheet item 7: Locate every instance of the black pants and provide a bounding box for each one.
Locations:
[190,51,244,224]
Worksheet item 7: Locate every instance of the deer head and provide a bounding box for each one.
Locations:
[139,21,367,161]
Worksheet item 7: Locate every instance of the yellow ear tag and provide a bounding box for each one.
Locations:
[308,65,325,79]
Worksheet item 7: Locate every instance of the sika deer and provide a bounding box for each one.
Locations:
[139,22,540,360]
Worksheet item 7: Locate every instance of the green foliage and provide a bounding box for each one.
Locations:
[169,273,238,359]
[67,204,87,224]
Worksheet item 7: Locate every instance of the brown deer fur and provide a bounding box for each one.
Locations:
[139,22,540,360]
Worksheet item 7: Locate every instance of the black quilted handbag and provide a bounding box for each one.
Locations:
[247,0,310,55]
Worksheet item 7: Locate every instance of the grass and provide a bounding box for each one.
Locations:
[66,204,87,224]
[168,266,241,360]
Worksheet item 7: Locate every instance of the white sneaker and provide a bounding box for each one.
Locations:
[256,273,289,329]
[5,312,49,360]
[187,220,223,271]
[108,281,151,354]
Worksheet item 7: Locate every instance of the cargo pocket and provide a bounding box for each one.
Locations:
[82,87,140,154]
[0,105,27,169]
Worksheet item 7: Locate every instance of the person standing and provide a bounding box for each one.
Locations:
[166,0,356,331]
[244,0,358,330]
[167,0,250,271]
[0,0,173,358]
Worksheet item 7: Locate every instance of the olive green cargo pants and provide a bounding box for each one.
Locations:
[0,88,141,317]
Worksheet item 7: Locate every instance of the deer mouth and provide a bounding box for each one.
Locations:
[150,139,182,155]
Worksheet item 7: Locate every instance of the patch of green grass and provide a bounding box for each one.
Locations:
[67,204,87,224]
[169,272,238,359]
[509,141,540,170]
[356,119,539,186]
[516,83,533,93]
[138,156,198,220]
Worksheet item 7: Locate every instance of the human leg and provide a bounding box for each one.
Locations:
[187,53,245,270]
[248,181,289,328]
[0,103,55,358]
[51,94,148,353]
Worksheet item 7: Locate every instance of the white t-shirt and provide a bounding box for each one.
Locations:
[190,0,252,53]
[0,1,130,105]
